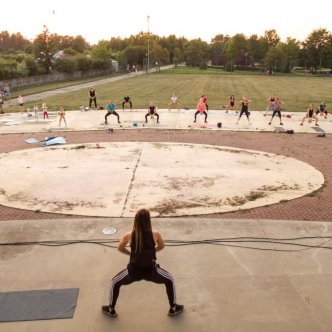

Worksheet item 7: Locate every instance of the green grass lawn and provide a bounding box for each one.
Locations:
[7,68,332,113]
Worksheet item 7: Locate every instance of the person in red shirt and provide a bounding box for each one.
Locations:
[200,95,209,111]
[194,100,208,123]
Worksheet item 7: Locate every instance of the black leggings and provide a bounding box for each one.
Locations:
[109,264,176,307]
[239,109,250,119]
[105,111,120,123]
[145,112,159,122]
[271,110,281,119]
[122,101,132,109]
[194,111,208,121]
[89,97,97,108]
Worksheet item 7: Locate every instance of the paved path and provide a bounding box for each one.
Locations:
[8,66,174,104]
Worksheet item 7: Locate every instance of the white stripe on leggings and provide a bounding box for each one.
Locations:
[156,266,176,302]
[109,268,129,304]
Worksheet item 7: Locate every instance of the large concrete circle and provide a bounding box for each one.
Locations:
[0,142,324,217]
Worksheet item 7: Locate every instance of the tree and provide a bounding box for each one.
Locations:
[71,35,89,53]
[210,34,229,66]
[185,39,209,66]
[248,34,266,66]
[173,47,184,66]
[224,34,248,69]
[32,26,58,73]
[91,40,112,70]
[263,29,280,46]
[0,31,31,52]
[123,45,146,66]
[109,37,128,52]
[150,44,169,65]
[263,46,285,72]
[302,29,332,69]
[91,40,112,60]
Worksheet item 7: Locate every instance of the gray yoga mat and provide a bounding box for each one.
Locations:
[0,288,79,322]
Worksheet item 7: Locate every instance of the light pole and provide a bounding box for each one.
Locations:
[147,15,150,73]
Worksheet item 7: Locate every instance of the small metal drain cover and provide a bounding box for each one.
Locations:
[102,227,117,235]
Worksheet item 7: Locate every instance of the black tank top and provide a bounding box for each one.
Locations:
[130,231,156,268]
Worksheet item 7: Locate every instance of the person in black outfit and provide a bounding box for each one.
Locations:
[122,95,133,109]
[89,88,97,108]
[236,96,252,124]
[145,103,159,123]
[316,102,328,119]
[102,209,183,317]
[300,104,318,126]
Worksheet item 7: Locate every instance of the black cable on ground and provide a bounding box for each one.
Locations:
[0,236,332,252]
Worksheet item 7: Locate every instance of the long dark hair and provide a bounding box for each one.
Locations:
[131,209,152,253]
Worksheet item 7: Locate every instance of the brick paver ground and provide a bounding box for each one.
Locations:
[0,129,331,221]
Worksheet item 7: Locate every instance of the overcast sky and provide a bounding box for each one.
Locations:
[1,0,331,44]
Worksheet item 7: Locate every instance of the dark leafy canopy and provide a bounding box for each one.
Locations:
[0,27,331,80]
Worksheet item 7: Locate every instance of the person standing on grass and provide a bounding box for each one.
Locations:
[236,96,252,125]
[102,209,184,318]
[89,87,97,109]
[268,97,284,126]
[18,95,24,113]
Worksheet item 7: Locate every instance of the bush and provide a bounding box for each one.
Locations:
[25,57,46,75]
[0,66,13,79]
[63,48,78,56]
[76,55,93,72]
[54,56,78,73]
[199,62,207,70]
[0,57,16,79]
[224,62,234,72]
[92,59,112,71]
[16,61,29,77]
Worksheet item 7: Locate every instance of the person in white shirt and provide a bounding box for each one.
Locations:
[168,93,180,111]
[18,95,24,113]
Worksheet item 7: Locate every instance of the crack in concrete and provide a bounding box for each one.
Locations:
[120,143,144,217]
